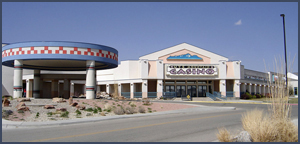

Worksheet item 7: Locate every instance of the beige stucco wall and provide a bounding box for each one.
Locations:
[148,61,157,78]
[158,49,211,64]
[226,62,235,78]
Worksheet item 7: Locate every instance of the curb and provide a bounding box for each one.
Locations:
[2,105,237,128]
[185,101,271,104]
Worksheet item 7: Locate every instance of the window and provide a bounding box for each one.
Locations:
[165,80,175,84]
[294,87,298,95]
[198,80,207,84]
[187,81,196,84]
[176,80,186,84]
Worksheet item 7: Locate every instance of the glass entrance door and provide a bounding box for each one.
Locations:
[176,85,186,97]
[198,85,207,97]
[187,85,197,97]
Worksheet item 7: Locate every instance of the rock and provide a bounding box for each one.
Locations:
[52,97,66,103]
[56,108,67,112]
[233,131,252,142]
[18,106,30,111]
[2,110,13,117]
[70,102,78,107]
[68,97,73,105]
[44,105,55,109]
[100,112,106,116]
[107,97,112,100]
[2,98,10,107]
[16,102,26,109]
[119,96,125,100]
[75,105,85,110]
[16,102,30,111]
[78,94,86,98]
[86,113,92,116]
[17,98,31,102]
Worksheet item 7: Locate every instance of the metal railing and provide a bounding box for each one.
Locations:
[133,92,142,98]
[226,91,235,97]
[147,92,157,98]
[163,92,176,98]
[206,92,217,101]
[121,92,130,98]
[207,91,227,101]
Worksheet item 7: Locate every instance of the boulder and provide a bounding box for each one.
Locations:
[232,131,252,142]
[100,112,106,116]
[16,102,26,109]
[78,94,86,98]
[75,104,85,110]
[56,108,67,112]
[17,98,31,102]
[2,98,10,107]
[44,105,55,109]
[107,97,112,100]
[119,96,125,100]
[70,102,78,107]
[68,97,73,105]
[18,106,30,111]
[52,97,66,103]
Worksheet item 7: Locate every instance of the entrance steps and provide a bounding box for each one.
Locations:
[192,97,214,101]
[172,97,214,101]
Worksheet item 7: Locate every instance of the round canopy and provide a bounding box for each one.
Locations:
[2,41,118,71]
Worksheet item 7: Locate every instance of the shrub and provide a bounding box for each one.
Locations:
[255,94,260,98]
[2,110,13,118]
[148,108,152,113]
[85,108,94,112]
[240,94,250,99]
[142,99,152,106]
[75,110,81,115]
[129,102,136,107]
[104,103,112,112]
[36,112,40,118]
[125,106,135,114]
[114,107,125,115]
[217,128,233,142]
[93,108,98,114]
[138,106,145,113]
[252,95,256,99]
[96,106,102,112]
[60,111,69,118]
[2,95,13,100]
[18,110,24,113]
[47,112,53,117]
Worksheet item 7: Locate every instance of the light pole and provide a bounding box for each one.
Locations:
[280,14,288,89]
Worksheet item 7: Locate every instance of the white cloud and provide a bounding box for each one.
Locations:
[235,19,242,25]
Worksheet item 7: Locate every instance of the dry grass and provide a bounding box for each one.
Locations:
[217,57,298,142]
[113,107,125,115]
[217,128,233,142]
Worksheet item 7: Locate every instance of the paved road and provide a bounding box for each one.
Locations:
[2,102,298,142]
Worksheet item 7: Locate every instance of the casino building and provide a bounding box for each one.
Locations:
[2,42,297,99]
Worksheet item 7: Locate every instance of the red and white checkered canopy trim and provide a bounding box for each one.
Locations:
[2,46,118,61]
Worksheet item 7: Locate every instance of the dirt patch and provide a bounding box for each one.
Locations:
[2,99,196,122]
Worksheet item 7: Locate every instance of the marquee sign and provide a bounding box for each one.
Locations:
[167,53,203,60]
[166,65,218,76]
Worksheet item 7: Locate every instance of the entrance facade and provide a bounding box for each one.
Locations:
[164,80,214,97]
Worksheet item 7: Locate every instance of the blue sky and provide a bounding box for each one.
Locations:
[2,2,298,73]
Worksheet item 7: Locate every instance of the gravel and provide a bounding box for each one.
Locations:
[2,98,196,122]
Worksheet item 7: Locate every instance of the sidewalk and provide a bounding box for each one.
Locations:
[2,104,236,128]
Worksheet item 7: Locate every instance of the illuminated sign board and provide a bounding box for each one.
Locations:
[166,65,218,76]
